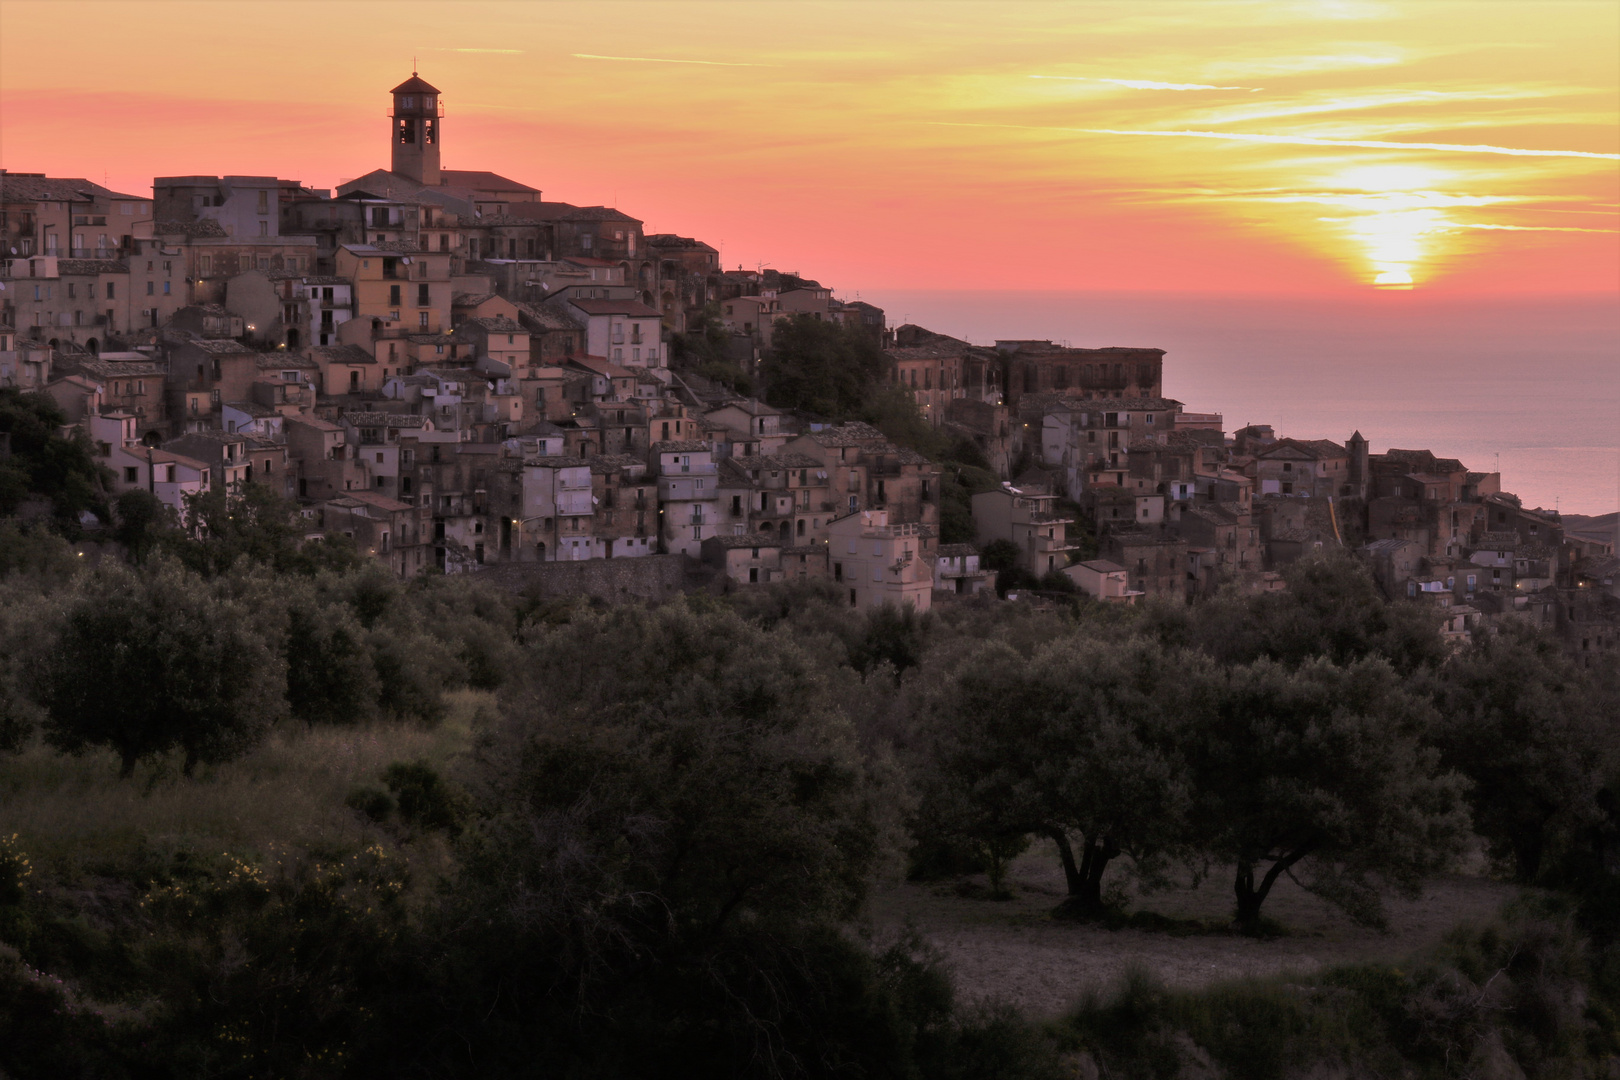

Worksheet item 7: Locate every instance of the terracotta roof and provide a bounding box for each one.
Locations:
[652,440,710,454]
[936,543,979,558]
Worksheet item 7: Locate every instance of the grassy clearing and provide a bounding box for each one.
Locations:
[0,689,491,879]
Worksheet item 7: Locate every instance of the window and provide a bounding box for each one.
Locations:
[106,281,115,299]
[419,312,430,329]
[417,283,430,306]
[146,281,154,295]
[258,221,268,237]
[124,466,138,483]
[162,281,170,295]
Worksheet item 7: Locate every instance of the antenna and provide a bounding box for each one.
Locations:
[413,56,418,74]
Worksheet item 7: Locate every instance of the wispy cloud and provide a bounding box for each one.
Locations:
[572,53,776,68]
[1452,223,1617,233]
[1084,128,1620,160]
[1029,75,1261,92]
[1205,51,1407,78]
[926,121,1619,160]
[1185,88,1553,126]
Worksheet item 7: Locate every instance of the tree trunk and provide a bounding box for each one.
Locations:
[1234,842,1316,928]
[1046,828,1084,897]
[1050,831,1120,918]
[182,747,198,778]
[118,747,138,780]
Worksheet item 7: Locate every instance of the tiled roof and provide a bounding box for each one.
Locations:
[1474,531,1520,548]
[738,451,823,471]
[338,489,415,513]
[704,533,780,549]
[153,219,228,238]
[936,543,979,558]
[644,234,717,252]
[341,411,428,427]
[1,174,141,202]
[223,400,280,417]
[652,440,710,454]
[513,301,584,331]
[255,354,318,369]
[390,74,440,94]
[560,205,639,223]
[568,298,663,317]
[73,359,166,378]
[800,421,887,446]
[56,258,128,275]
[464,316,524,333]
[310,344,375,365]
[179,338,256,356]
[439,169,539,193]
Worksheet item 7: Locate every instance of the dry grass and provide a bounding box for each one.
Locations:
[869,846,1523,1018]
[0,689,490,876]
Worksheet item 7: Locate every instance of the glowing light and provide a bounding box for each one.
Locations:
[1373,269,1413,288]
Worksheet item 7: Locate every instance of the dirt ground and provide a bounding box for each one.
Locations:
[867,847,1522,1018]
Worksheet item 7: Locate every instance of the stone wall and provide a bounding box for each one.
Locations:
[471,553,715,603]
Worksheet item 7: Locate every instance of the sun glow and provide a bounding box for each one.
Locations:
[0,0,1614,294]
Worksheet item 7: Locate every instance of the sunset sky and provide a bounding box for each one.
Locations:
[2,0,1616,297]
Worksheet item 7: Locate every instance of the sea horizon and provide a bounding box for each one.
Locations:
[862,289,1620,518]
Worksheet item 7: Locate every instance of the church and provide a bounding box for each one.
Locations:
[336,72,543,216]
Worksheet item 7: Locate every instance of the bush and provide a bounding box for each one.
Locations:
[345,786,396,823]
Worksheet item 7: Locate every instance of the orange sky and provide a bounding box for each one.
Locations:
[2,0,1616,296]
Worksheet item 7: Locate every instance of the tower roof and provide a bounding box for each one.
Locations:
[391,74,440,95]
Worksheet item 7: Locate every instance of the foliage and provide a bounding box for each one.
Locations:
[978,539,1020,573]
[917,635,1196,916]
[762,314,891,418]
[1432,619,1620,883]
[1063,904,1617,1079]
[1191,656,1470,927]
[40,560,287,777]
[111,488,175,563]
[0,387,106,523]
[172,480,364,577]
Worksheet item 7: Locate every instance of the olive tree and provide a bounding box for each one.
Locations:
[42,561,286,777]
[1191,656,1469,927]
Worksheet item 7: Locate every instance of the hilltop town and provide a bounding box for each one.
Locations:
[1,73,1615,658]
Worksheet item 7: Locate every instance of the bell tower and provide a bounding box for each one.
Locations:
[390,72,441,185]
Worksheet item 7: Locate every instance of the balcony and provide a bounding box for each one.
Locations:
[68,248,119,260]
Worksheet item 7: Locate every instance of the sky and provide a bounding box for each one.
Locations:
[2,0,1616,297]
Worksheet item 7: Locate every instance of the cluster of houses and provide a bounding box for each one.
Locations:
[2,74,1614,655]
[877,322,1616,656]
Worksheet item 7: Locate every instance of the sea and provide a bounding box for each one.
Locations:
[866,291,1620,517]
